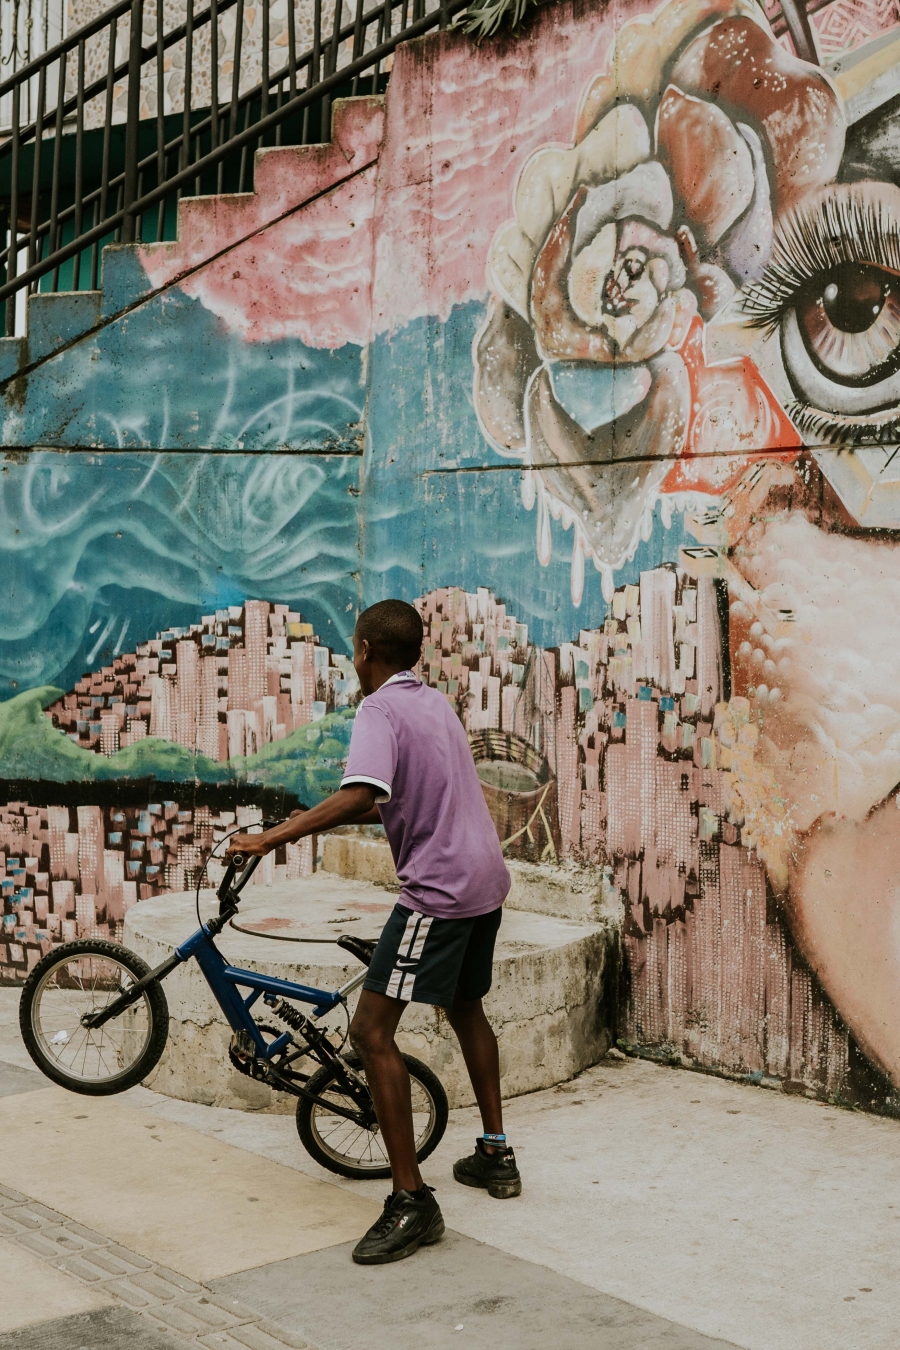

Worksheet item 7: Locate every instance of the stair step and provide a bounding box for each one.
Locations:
[27,291,101,363]
[3,95,385,374]
[141,96,385,292]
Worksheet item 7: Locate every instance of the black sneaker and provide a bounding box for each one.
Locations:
[351,1187,445,1265]
[453,1139,522,1198]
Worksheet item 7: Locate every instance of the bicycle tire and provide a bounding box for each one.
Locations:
[296,1052,448,1180]
[19,939,170,1095]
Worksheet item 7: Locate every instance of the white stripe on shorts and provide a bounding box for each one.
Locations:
[385,911,433,1002]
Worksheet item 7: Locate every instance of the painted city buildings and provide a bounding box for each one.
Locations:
[4,0,900,1110]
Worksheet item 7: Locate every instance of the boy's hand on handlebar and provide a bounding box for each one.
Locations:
[226,832,273,858]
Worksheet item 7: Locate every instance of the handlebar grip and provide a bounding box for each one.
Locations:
[217,856,239,903]
[229,853,262,898]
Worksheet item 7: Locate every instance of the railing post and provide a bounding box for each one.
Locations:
[122,0,145,244]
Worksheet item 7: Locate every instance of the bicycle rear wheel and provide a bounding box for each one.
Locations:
[19,940,169,1095]
[296,1052,448,1180]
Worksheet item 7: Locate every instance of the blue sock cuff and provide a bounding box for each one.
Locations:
[482,1132,507,1145]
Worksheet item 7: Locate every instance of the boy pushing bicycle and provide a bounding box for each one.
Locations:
[227,599,521,1265]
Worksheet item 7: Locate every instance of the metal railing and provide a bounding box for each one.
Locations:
[0,0,826,338]
[0,0,467,334]
[0,0,65,127]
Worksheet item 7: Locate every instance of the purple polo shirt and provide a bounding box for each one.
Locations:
[341,672,510,919]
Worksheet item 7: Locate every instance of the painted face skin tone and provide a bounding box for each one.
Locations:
[728,494,900,1086]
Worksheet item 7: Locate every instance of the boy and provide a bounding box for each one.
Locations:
[227,599,521,1265]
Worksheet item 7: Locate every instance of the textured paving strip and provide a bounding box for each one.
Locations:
[0,1184,316,1349]
[0,1087,378,1281]
[0,1234,113,1333]
[214,1229,743,1350]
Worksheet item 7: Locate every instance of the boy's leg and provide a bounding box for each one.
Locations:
[348,988,423,1192]
[446,909,522,1200]
[445,991,503,1139]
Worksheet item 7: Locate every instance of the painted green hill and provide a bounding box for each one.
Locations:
[0,687,355,805]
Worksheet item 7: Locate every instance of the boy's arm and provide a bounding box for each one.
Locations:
[226,783,379,857]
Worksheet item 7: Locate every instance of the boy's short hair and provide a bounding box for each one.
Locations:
[355,600,423,668]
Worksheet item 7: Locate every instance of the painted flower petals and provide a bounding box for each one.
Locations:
[671,15,845,211]
[547,360,652,432]
[473,295,541,454]
[656,85,754,246]
[574,161,674,252]
[525,356,689,566]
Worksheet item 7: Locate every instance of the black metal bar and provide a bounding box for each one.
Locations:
[238,96,251,192]
[90,198,100,290]
[350,0,365,95]
[82,950,184,1029]
[303,0,321,143]
[229,0,244,141]
[49,51,67,289]
[0,0,467,308]
[156,0,166,239]
[261,0,270,132]
[0,0,133,98]
[180,0,194,199]
[97,14,117,277]
[27,65,46,279]
[5,85,20,335]
[321,0,342,141]
[72,41,85,290]
[122,0,145,242]
[210,0,220,151]
[0,0,243,166]
[287,0,297,98]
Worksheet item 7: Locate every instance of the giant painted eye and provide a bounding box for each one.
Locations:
[796,263,900,386]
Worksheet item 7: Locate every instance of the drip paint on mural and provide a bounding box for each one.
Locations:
[360,0,900,1111]
[5,0,900,1114]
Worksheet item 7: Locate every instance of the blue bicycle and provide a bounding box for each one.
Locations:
[18,849,448,1179]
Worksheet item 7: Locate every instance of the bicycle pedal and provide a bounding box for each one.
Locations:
[229,1030,257,1066]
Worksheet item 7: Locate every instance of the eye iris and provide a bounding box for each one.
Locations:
[820,264,888,333]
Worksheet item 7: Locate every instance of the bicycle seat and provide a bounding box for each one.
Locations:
[336,934,378,967]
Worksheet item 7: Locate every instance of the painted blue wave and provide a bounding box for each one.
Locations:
[361,301,690,649]
[0,450,360,699]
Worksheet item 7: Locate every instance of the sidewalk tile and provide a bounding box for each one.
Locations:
[56,1246,155,1281]
[146,1294,249,1334]
[2,1202,61,1230]
[198,1324,313,1350]
[0,1184,28,1207]
[17,1223,99,1258]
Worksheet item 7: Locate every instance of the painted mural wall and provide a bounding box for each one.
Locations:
[3,0,900,1112]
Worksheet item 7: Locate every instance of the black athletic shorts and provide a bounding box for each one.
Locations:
[363,903,503,1008]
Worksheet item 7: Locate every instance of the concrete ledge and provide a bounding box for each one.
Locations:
[321,827,613,923]
[124,874,616,1112]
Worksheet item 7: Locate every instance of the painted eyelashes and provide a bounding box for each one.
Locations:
[743,185,900,443]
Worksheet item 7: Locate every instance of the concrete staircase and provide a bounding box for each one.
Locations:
[0,95,385,382]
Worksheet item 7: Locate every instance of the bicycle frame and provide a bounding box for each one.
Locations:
[175,922,367,1065]
[83,849,371,1107]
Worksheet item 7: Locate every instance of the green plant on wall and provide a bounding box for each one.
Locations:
[461,0,544,40]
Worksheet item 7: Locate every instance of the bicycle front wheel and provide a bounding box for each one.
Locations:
[296,1052,448,1180]
[19,939,169,1095]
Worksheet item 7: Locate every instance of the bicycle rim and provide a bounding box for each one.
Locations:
[309,1070,438,1172]
[30,952,154,1087]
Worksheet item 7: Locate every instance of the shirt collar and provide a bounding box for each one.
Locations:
[383,670,421,687]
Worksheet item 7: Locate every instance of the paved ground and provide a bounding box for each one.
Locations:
[2,987,900,1349]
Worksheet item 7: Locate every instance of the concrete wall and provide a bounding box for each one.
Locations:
[3,0,900,1111]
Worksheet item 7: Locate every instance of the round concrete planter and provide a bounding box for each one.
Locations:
[123,874,614,1112]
